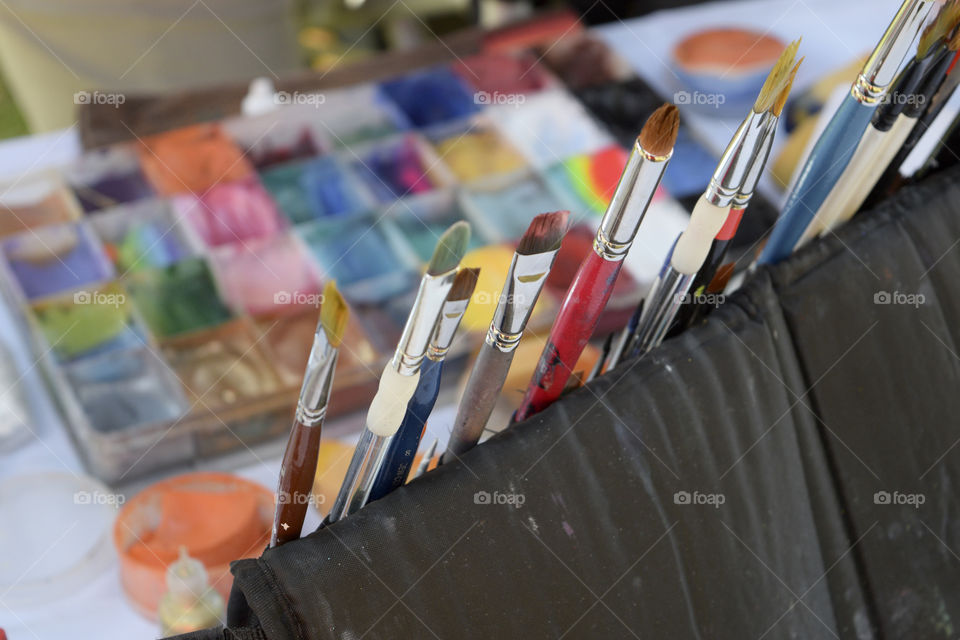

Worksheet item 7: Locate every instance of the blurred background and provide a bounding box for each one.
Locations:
[0,0,711,137]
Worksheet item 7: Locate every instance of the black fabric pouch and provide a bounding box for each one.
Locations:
[171,166,960,640]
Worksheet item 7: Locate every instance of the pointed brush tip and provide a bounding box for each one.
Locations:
[773,58,804,117]
[754,39,801,113]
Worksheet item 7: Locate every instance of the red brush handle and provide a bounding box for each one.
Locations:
[271,420,323,547]
[516,251,622,421]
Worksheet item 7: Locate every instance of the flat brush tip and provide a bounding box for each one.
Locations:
[638,103,680,157]
[320,281,348,347]
[428,221,471,276]
[755,38,801,113]
[517,211,569,255]
[448,267,480,301]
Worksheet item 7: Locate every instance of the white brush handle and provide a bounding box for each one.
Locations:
[827,114,916,230]
[671,195,728,275]
[796,178,845,247]
[795,125,887,247]
[366,366,421,437]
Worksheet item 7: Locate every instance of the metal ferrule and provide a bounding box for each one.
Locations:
[731,114,777,210]
[294,331,338,428]
[705,111,768,207]
[632,268,694,357]
[593,141,671,261]
[486,250,559,352]
[326,430,388,523]
[853,0,935,103]
[427,298,470,361]
[391,268,458,376]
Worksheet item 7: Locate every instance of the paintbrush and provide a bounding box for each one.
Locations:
[514,104,679,422]
[271,281,348,547]
[675,58,801,332]
[868,43,960,204]
[759,0,937,264]
[857,14,960,214]
[327,221,470,522]
[443,211,568,461]
[800,4,960,242]
[367,268,479,502]
[627,44,800,358]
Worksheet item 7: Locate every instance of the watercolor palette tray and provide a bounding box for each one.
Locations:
[0,44,678,484]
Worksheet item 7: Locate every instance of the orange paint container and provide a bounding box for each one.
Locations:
[113,472,273,619]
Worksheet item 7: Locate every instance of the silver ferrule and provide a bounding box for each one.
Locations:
[854,0,934,103]
[705,111,768,207]
[391,268,458,376]
[632,268,694,358]
[594,141,671,261]
[486,250,559,352]
[427,297,470,361]
[731,114,778,210]
[294,331,338,428]
[326,430,388,523]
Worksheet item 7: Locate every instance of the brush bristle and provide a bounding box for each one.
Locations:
[638,103,680,157]
[320,281,348,347]
[773,58,804,117]
[919,0,960,57]
[448,267,480,301]
[517,211,569,255]
[427,221,471,276]
[754,39,801,113]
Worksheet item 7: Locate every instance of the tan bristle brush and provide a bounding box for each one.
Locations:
[444,211,568,462]
[271,281,347,547]
[676,40,799,276]
[673,58,802,334]
[627,41,799,358]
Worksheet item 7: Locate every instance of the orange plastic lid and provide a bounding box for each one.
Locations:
[673,28,785,74]
[114,472,272,620]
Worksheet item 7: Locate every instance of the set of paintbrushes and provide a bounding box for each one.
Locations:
[268,211,575,539]
[762,0,960,264]
[266,36,832,542]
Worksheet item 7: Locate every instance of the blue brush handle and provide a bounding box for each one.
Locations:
[760,96,876,264]
[368,357,443,501]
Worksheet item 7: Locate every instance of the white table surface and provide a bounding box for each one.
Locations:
[0,1,909,636]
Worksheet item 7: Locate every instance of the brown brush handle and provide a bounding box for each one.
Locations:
[271,420,323,547]
[445,345,514,462]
